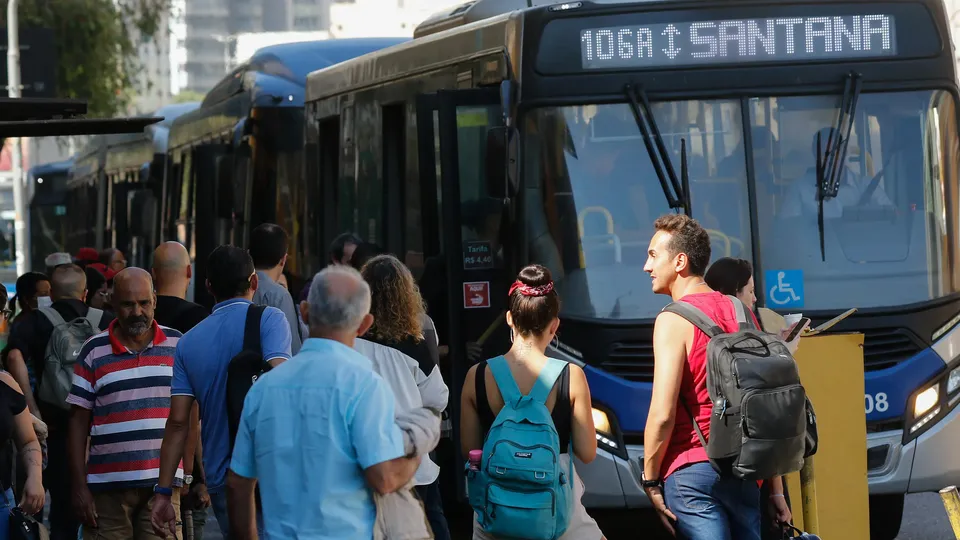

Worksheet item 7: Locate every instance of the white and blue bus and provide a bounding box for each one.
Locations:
[302,0,960,537]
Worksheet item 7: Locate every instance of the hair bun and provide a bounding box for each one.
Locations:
[517,264,552,288]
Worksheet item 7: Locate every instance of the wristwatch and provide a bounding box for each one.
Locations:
[183,474,194,486]
[640,469,663,490]
[153,484,174,497]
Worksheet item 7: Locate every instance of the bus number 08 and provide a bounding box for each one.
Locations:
[864,392,889,415]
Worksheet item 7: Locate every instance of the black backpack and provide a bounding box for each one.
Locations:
[662,296,818,481]
[226,304,270,451]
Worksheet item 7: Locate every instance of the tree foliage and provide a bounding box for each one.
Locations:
[172,90,205,104]
[1,0,170,117]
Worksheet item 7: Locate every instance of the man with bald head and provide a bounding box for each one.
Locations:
[151,242,211,539]
[221,266,418,539]
[66,268,185,540]
[152,242,209,334]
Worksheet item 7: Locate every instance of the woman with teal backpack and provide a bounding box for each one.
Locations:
[460,264,606,540]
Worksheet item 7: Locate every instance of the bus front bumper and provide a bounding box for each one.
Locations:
[575,404,960,508]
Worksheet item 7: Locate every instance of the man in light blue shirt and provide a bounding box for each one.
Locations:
[228,265,420,539]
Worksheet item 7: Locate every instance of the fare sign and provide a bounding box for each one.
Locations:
[580,14,897,69]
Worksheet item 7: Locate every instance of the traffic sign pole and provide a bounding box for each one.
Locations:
[7,0,30,276]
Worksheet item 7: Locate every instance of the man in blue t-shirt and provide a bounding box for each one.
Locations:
[151,245,292,538]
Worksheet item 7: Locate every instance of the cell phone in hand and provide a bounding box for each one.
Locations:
[784,317,811,342]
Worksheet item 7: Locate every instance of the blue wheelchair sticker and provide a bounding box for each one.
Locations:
[765,270,804,308]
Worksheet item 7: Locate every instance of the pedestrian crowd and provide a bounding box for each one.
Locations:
[0,215,809,540]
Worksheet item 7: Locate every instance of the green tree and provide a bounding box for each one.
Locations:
[1,0,170,117]
[173,90,206,104]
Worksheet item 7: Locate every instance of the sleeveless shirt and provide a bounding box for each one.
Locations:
[661,291,759,480]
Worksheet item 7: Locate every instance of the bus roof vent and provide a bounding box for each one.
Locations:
[414,0,533,38]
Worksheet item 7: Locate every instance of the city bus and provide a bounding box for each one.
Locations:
[63,102,199,266]
[28,158,73,270]
[302,0,960,536]
[103,102,200,268]
[161,38,406,307]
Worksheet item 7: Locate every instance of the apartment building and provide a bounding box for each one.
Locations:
[184,0,333,93]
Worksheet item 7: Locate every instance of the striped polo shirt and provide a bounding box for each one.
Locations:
[66,319,184,491]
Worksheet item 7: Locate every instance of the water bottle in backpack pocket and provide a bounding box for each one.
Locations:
[466,356,573,540]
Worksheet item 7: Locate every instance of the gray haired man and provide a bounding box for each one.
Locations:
[225,266,419,539]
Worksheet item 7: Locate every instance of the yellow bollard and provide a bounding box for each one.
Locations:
[941,486,960,539]
[799,456,820,535]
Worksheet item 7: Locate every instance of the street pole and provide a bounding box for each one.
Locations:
[7,0,30,276]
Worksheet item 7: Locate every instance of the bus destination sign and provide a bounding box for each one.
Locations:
[580,15,897,69]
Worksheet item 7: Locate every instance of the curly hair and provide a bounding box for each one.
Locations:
[360,254,426,343]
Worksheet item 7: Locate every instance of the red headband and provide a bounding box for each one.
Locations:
[509,280,554,297]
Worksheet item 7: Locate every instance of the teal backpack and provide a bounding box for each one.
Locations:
[466,356,573,540]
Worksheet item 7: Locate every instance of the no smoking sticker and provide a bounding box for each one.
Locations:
[463,281,491,309]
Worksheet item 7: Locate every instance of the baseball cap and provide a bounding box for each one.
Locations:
[76,247,99,263]
[45,252,73,268]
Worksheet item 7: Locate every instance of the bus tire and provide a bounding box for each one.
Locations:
[869,494,904,540]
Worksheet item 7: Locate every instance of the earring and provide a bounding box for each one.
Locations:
[509,328,515,343]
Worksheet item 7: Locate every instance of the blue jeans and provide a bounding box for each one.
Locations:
[0,487,13,540]
[664,462,761,540]
[210,489,264,538]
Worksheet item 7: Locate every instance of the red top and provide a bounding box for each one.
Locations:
[660,291,761,480]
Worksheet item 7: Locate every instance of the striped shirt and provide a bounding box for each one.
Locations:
[66,320,184,491]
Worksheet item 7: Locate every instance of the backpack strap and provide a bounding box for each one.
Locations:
[38,307,66,327]
[727,295,756,331]
[243,305,266,354]
[661,301,723,337]
[84,308,104,330]
[528,358,565,404]
[487,356,523,407]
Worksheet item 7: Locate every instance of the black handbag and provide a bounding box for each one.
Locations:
[3,440,48,540]
[1,490,48,540]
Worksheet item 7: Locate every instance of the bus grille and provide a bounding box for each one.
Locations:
[862,328,923,371]
[600,327,921,382]
[601,341,655,383]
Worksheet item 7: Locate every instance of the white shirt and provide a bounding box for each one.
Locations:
[354,338,449,485]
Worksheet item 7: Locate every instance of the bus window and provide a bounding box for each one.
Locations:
[750,90,958,310]
[525,101,752,320]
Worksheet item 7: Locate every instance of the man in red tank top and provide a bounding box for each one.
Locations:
[640,214,786,540]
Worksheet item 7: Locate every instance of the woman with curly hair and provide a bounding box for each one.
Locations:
[354,254,451,540]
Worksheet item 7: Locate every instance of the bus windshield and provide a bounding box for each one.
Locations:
[523,90,958,320]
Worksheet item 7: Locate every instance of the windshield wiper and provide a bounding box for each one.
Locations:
[815,71,863,261]
[624,83,691,215]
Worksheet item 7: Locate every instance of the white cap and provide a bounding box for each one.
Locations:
[44,252,72,267]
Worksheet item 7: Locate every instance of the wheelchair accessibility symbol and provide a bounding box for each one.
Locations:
[765,270,804,308]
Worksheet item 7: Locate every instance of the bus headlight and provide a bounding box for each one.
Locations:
[914,386,939,418]
[592,408,612,434]
[591,406,627,459]
[905,364,960,443]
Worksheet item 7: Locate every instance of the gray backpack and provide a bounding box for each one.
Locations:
[37,307,103,410]
[662,296,816,481]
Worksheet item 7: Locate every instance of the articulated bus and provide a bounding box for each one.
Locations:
[161,38,406,307]
[302,0,960,536]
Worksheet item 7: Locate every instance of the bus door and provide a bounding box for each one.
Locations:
[416,86,512,498]
[190,143,230,309]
